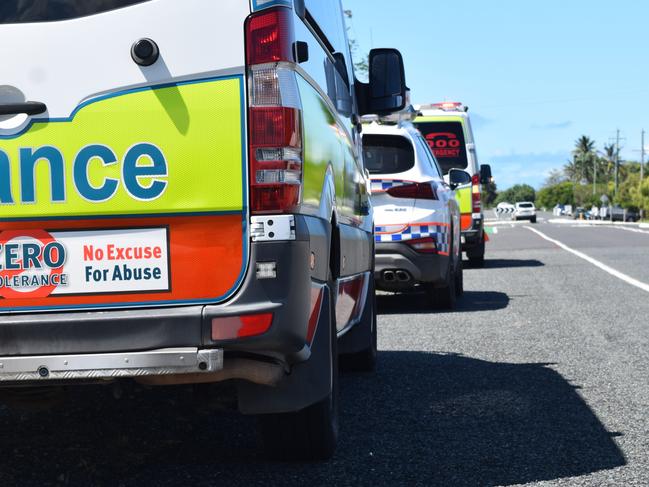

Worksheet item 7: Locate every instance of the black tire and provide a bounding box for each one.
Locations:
[531,216,537,223]
[340,279,377,373]
[467,240,485,268]
[259,277,339,461]
[428,260,456,310]
[455,257,464,297]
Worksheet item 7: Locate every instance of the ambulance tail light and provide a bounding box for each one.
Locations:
[471,173,482,213]
[387,182,438,200]
[246,7,304,215]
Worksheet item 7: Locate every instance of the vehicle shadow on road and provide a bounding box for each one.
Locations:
[377,291,510,315]
[480,259,545,269]
[0,352,624,486]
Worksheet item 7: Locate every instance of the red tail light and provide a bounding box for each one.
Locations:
[406,236,438,254]
[387,182,438,200]
[471,173,481,213]
[246,8,294,65]
[246,7,303,214]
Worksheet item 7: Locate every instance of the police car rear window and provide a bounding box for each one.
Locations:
[414,121,468,174]
[363,135,415,175]
[0,0,151,23]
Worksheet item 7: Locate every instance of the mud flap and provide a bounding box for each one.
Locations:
[338,278,374,355]
[237,285,333,415]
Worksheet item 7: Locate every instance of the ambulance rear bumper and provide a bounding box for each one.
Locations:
[0,216,331,366]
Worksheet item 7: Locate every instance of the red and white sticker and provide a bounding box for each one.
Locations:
[0,228,169,299]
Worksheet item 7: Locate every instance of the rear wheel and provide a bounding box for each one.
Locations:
[429,260,457,310]
[259,276,338,461]
[467,240,485,268]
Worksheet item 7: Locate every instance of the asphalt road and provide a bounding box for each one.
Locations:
[1,215,648,486]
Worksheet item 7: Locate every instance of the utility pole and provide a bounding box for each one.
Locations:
[641,129,646,221]
[614,129,620,197]
[641,129,645,183]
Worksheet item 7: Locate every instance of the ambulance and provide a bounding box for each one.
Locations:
[0,0,407,460]
[414,103,492,266]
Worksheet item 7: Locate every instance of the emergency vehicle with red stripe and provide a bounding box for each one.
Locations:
[363,115,462,309]
[413,102,492,267]
[0,0,408,461]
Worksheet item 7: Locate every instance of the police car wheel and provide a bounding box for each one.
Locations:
[259,274,339,461]
[429,259,457,310]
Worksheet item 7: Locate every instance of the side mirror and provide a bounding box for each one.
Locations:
[480,164,492,185]
[357,48,407,115]
[448,168,472,190]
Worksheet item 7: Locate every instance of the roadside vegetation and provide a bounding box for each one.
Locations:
[537,135,648,212]
[486,135,648,214]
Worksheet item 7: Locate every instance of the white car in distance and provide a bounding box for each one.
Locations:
[513,202,537,223]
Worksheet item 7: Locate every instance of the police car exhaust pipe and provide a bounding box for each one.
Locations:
[135,358,285,387]
[395,270,411,282]
[383,270,396,282]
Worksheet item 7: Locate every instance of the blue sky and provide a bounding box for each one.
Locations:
[343,0,649,189]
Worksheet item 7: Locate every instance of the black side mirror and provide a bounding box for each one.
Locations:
[480,164,492,185]
[357,48,407,116]
[294,0,305,19]
[448,168,472,190]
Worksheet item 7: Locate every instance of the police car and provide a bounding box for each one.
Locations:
[0,0,407,460]
[363,113,462,309]
[414,102,492,267]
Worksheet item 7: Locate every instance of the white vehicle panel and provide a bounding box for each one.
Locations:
[364,123,455,255]
[0,0,248,132]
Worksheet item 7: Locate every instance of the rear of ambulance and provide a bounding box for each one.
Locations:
[0,1,317,406]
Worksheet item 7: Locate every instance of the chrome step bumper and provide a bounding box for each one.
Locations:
[0,348,223,382]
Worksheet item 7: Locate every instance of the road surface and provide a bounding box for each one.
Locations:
[0,215,647,486]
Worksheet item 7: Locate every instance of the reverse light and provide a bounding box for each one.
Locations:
[256,262,277,279]
[387,182,438,200]
[406,236,438,254]
[211,313,274,340]
[246,7,304,215]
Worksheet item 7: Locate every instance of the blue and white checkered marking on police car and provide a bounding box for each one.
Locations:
[375,223,450,255]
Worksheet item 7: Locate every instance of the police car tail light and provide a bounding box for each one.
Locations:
[246,7,304,215]
[471,173,481,213]
[406,237,438,254]
[386,182,438,200]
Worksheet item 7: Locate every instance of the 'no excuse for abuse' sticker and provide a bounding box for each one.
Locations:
[0,228,169,299]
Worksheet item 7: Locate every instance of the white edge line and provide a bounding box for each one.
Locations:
[525,226,649,294]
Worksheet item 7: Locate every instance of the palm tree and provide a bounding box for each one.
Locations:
[570,136,596,183]
[574,136,596,156]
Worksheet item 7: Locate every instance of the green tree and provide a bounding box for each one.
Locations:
[495,184,536,205]
[536,181,575,209]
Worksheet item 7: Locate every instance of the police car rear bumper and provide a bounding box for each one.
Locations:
[374,242,448,290]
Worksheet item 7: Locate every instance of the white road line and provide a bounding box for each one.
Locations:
[525,226,649,294]
[611,226,649,235]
